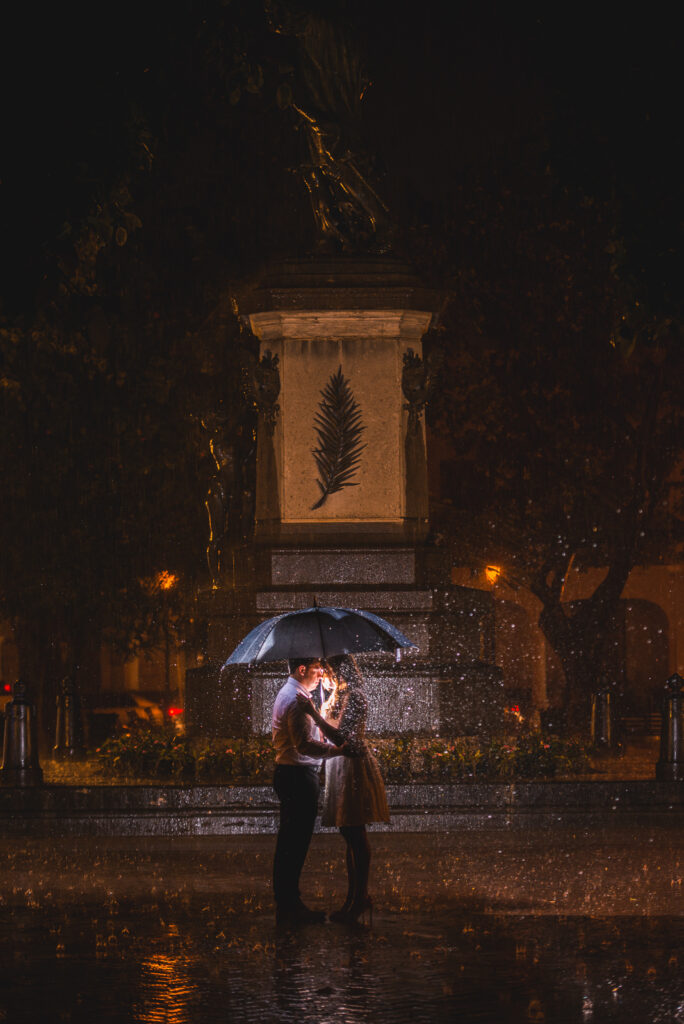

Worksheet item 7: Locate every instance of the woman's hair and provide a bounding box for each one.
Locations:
[327,654,364,689]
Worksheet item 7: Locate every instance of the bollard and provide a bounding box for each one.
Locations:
[54,675,85,760]
[0,680,43,786]
[590,686,613,749]
[656,673,684,782]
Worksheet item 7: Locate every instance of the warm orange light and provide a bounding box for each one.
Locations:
[157,571,178,591]
[505,704,525,723]
[485,565,502,585]
[320,675,338,718]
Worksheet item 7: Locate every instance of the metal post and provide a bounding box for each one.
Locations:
[656,673,684,782]
[53,675,85,760]
[590,686,613,749]
[0,680,43,786]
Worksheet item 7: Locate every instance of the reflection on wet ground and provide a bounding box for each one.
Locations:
[1,831,683,1023]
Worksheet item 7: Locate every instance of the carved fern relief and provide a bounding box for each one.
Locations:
[311,366,366,510]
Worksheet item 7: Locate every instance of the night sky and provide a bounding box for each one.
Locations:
[1,3,681,312]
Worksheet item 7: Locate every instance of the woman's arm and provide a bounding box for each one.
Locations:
[296,694,344,744]
[289,702,347,759]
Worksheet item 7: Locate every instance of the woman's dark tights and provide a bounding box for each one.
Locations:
[339,825,371,905]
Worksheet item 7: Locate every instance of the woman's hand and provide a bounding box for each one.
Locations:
[296,693,316,717]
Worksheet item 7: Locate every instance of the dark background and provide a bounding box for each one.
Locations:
[2,3,681,312]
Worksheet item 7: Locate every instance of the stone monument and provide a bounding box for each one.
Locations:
[184,6,502,736]
[187,256,501,737]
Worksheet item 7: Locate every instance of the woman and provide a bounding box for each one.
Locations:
[297,654,389,923]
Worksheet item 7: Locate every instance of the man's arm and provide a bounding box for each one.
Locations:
[288,701,345,758]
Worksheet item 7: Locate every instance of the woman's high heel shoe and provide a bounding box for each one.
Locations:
[329,884,354,923]
[343,896,373,926]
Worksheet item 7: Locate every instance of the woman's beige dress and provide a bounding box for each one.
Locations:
[321,689,390,828]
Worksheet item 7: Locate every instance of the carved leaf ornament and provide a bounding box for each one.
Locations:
[311,366,366,510]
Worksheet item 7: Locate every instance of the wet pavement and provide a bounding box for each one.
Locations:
[1,828,683,1022]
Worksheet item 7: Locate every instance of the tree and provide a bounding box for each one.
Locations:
[425,172,683,711]
[0,194,206,735]
[0,2,293,738]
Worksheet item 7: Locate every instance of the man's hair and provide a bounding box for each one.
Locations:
[288,656,320,675]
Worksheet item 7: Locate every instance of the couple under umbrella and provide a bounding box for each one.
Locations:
[226,605,415,926]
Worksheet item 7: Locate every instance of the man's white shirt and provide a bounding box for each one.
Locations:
[272,677,335,766]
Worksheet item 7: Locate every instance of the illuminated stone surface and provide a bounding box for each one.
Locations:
[242,256,438,535]
[248,309,432,525]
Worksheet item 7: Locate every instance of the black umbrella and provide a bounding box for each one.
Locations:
[223,606,416,665]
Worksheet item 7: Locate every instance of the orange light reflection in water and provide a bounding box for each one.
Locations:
[136,953,195,1024]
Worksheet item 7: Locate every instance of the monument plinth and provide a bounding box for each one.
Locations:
[246,257,434,544]
[190,258,502,738]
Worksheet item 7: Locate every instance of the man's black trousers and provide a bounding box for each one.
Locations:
[273,764,320,910]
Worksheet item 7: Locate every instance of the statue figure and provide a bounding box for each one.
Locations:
[249,349,281,435]
[267,2,392,252]
[401,347,443,435]
[201,402,256,587]
[242,347,282,527]
[202,409,237,586]
[402,349,430,436]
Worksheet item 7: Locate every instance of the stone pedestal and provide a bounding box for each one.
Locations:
[190,258,502,737]
[246,257,435,543]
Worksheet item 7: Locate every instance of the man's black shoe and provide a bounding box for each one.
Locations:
[275,903,326,926]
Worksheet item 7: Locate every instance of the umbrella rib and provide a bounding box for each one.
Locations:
[313,605,327,661]
[255,615,282,662]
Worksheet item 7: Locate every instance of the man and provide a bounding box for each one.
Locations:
[272,656,349,924]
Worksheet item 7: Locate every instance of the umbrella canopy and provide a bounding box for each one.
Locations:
[224,606,416,665]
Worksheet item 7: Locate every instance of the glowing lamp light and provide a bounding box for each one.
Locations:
[3,683,11,693]
[167,707,184,718]
[485,565,502,585]
[505,704,524,723]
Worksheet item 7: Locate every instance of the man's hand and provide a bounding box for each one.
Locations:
[339,740,361,758]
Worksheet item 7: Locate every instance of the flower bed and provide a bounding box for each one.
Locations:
[412,733,591,781]
[92,729,591,784]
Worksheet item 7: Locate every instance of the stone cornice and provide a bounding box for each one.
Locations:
[248,309,433,342]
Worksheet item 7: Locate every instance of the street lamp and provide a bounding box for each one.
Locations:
[155,571,178,711]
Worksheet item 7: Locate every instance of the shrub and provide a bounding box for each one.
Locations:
[92,729,590,783]
[195,745,239,782]
[372,735,414,782]
[94,731,276,783]
[416,733,590,782]
[95,729,194,779]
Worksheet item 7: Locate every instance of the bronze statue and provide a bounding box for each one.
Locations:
[202,409,237,586]
[201,401,256,586]
[267,2,393,252]
[249,349,281,435]
[402,346,444,432]
[402,349,431,436]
